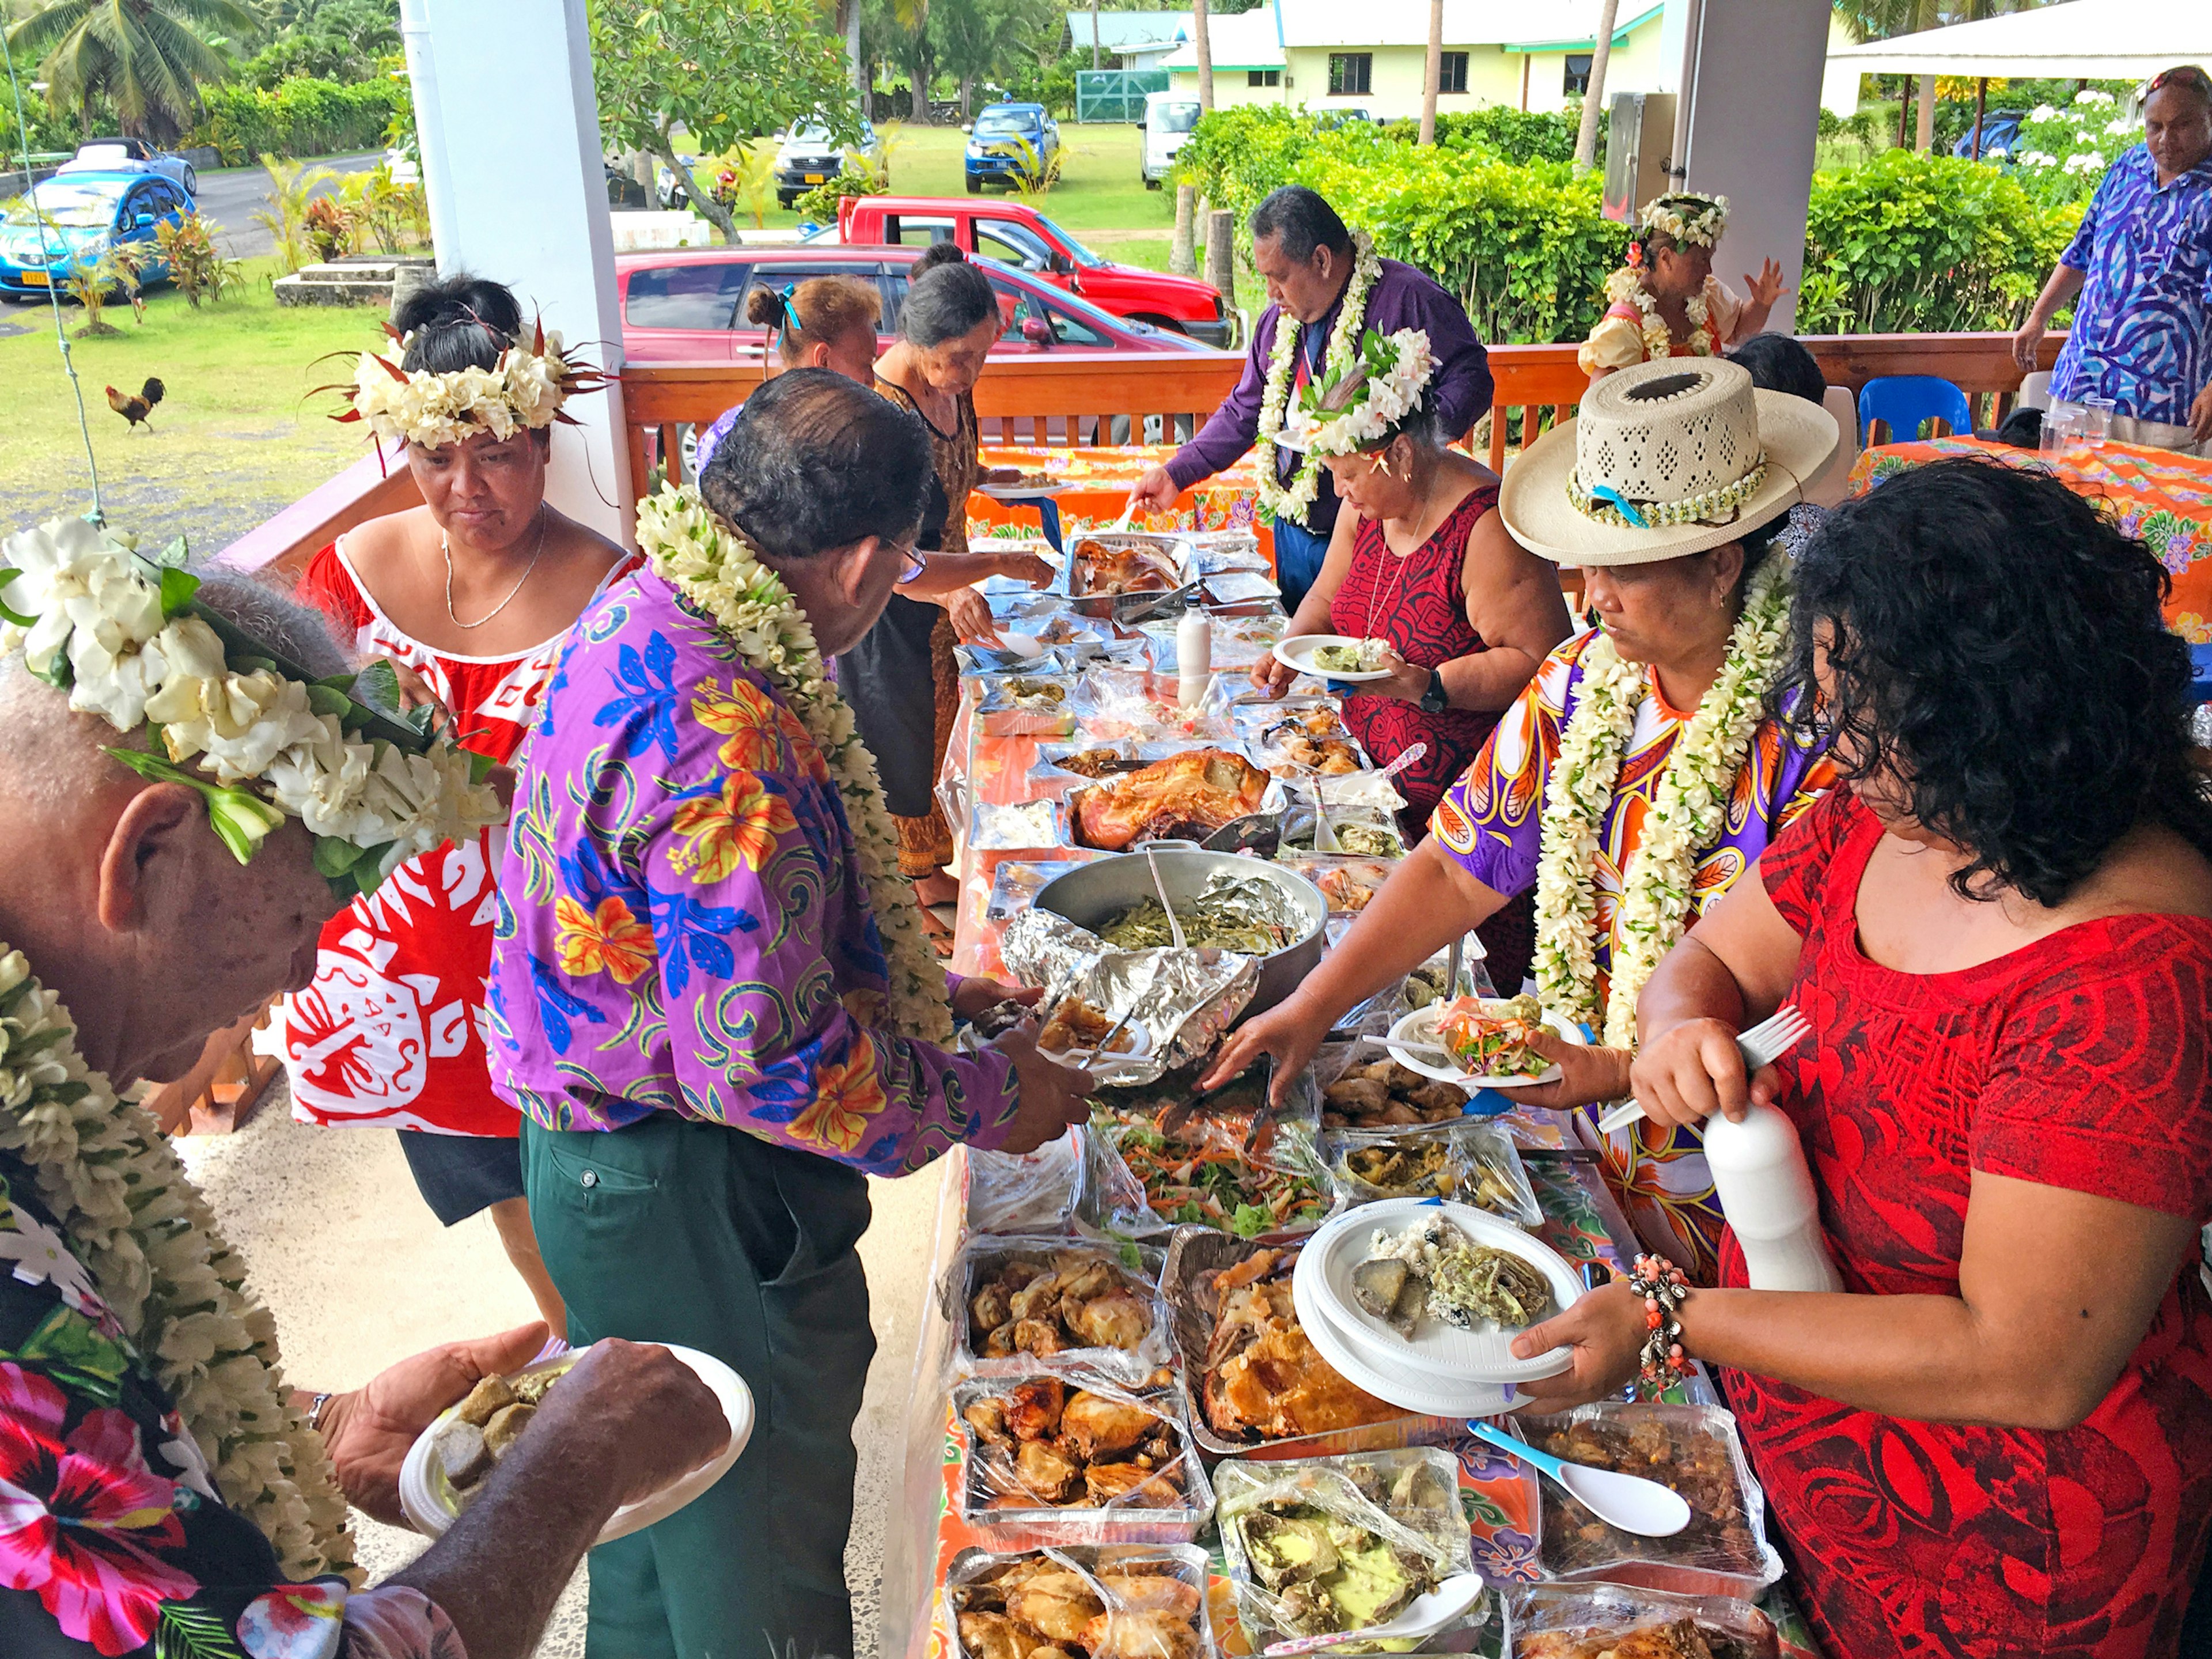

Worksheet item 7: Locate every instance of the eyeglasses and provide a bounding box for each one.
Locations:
[897,545,927,584]
[2148,66,2211,99]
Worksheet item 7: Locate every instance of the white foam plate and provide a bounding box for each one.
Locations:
[1272,635,1396,683]
[1295,1199,1580,1387]
[399,1343,752,1545]
[1387,1002,1581,1088]
[979,480,1069,500]
[1291,1261,1520,1418]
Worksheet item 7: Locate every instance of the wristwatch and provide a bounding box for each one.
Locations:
[1418,667,1449,714]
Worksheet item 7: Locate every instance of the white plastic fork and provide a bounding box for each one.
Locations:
[1596,1004,1812,1135]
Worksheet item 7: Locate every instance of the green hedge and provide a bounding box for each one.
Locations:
[184,79,411,166]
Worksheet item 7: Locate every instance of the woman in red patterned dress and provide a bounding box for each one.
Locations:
[1514,460,2212,1658]
[1253,331,1569,987]
[283,276,635,1331]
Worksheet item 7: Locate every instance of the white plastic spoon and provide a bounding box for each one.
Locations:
[1466,1419,1691,1537]
[993,630,1046,660]
[1260,1573,1486,1657]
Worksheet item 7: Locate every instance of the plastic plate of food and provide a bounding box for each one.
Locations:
[398,1344,752,1546]
[980,471,1069,501]
[1296,1198,1581,1387]
[1271,635,1397,683]
[1387,995,1580,1087]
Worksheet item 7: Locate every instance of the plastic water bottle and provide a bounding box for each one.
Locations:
[1703,1102,1846,1293]
[1176,593,1211,709]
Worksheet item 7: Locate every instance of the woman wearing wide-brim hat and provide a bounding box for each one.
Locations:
[1206,357,1840,1278]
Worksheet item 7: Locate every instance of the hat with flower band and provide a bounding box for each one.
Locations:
[1499,357,1838,567]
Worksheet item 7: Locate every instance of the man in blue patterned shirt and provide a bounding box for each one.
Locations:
[2014,67,2212,455]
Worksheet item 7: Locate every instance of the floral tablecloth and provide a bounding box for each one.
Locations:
[967,442,1272,562]
[1848,436,2212,639]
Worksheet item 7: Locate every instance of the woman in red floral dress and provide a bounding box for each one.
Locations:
[1512,461,2212,1658]
[282,276,634,1331]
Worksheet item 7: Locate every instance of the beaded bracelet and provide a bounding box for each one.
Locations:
[1628,1253,1692,1395]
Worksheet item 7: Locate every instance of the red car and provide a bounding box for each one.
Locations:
[832,196,1237,347]
[617,243,1230,365]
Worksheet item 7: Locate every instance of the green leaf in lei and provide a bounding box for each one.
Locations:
[156,1601,245,1659]
[6,1304,137,1407]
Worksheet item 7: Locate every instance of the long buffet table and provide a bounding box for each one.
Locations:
[878,505,1830,1658]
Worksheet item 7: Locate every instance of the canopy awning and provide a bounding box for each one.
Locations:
[1827,0,2212,80]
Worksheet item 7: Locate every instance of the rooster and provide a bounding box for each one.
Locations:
[105,377,165,433]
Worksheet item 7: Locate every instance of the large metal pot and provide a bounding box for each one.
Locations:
[1031,846,1327,1017]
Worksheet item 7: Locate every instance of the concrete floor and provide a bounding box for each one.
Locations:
[176,1080,945,1658]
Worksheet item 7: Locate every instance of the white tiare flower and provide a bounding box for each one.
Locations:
[2029,103,2061,122]
[2074,88,2114,107]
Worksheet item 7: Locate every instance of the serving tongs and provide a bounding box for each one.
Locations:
[1200,812,1282,857]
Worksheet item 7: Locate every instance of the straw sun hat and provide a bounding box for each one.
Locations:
[1500,357,1839,567]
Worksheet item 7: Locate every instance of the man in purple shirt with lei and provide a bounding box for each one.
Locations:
[484,372,1090,1657]
[1127,186,1494,612]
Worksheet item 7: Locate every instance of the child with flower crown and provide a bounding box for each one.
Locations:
[1580,193,1789,383]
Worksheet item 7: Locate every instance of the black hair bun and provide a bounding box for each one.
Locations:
[911,241,968,277]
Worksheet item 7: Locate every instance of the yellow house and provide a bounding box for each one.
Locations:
[1160,0,1669,122]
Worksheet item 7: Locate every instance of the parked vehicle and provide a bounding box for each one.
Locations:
[615,243,1228,366]
[775,118,881,209]
[1952,109,2027,162]
[381,146,422,187]
[964,101,1059,194]
[1139,91,1203,188]
[0,171,185,299]
[58,137,196,195]
[828,196,1236,347]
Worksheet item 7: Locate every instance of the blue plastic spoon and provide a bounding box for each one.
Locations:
[1467,1419,1691,1538]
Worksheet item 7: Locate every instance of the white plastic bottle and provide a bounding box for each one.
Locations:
[1176,593,1212,708]
[1703,1103,1846,1293]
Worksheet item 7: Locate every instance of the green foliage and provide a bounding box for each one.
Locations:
[1005,131,1060,203]
[251,151,339,274]
[11,0,256,146]
[2010,88,2133,206]
[302,192,354,260]
[235,0,399,87]
[184,77,408,164]
[792,171,881,223]
[1797,148,2080,336]
[1426,107,1580,166]
[154,210,244,305]
[336,160,428,252]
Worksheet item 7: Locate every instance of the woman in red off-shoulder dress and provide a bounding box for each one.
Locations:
[1508,460,2212,1658]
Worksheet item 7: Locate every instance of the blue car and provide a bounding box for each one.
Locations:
[0,169,189,300]
[1953,110,2027,162]
[58,137,199,196]
[965,101,1060,195]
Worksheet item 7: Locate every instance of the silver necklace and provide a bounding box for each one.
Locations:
[444,503,546,630]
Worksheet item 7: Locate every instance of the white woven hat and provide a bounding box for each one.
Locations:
[1499,357,1839,567]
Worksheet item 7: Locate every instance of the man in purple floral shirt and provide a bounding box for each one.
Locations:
[485,372,1089,1658]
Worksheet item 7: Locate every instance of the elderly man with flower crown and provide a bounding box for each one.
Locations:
[483,369,1094,1658]
[1126,185,1494,615]
[0,518,731,1659]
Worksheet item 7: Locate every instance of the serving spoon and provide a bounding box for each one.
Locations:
[1260,1572,1486,1657]
[1465,1419,1691,1538]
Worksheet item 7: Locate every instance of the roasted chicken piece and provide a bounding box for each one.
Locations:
[1002,1376,1065,1442]
[957,1612,1026,1659]
[1006,1573,1105,1643]
[1011,1319,1065,1357]
[1009,1440,1084,1505]
[1067,1289,1149,1350]
[1060,1391,1158,1460]
[1083,1460,1183,1507]
[1096,1575,1202,1620]
[1199,1265,1400,1440]
[963,1399,1012,1449]
[971,1283,1014,1331]
[1073,748,1270,850]
[1078,1610,1201,1659]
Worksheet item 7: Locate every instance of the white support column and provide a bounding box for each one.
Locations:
[399,0,633,544]
[1676,0,1828,336]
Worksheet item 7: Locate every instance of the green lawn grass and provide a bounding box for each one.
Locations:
[0,258,392,558]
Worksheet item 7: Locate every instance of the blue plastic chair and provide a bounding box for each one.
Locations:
[1858,375,1974,447]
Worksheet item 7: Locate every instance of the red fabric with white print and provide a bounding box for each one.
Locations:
[282,541,637,1137]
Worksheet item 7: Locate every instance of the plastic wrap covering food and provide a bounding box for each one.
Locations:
[999,908,1261,1086]
[952,1371,1216,1548]
[946,1236,1174,1382]
[1028,741,1196,792]
[1313,1044,1476,1131]
[1266,778,1408,861]
[975,673,1080,737]
[1515,1404,1786,1599]
[1321,1118,1543,1227]
[1160,1229,1448,1457]
[1331,944,1495,1042]
[985,859,1103,924]
[971,798,1074,851]
[1278,855,1393,914]
[1082,1062,1336,1239]
[1064,532,1196,599]
[1237,700,1366,778]
[1505,1581,1781,1659]
[1066,748,1272,851]
[1072,666,1236,743]
[963,1130,1085,1237]
[1216,1449,1487,1652]
[1140,609,1286,674]
[1187,529,1268,573]
[942,1543,1215,1659]
[1203,570,1283,605]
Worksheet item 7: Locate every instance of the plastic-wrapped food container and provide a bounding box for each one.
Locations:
[1321,1117,1543,1228]
[1512,1403,1786,1599]
[969,798,1073,851]
[1072,665,1236,744]
[950,1372,1215,1548]
[1505,1581,1780,1659]
[983,858,1102,925]
[974,673,1078,738]
[1278,854,1393,915]
[945,1234,1173,1382]
[941,1542,1215,1659]
[960,1132,1085,1237]
[1161,1227,1461,1459]
[1216,1448,1490,1653]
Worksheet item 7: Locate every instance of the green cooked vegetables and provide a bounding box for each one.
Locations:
[1097,875,1298,955]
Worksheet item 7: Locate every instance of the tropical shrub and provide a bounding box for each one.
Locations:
[792,173,882,224]
[2011,88,2136,206]
[303,195,358,263]
[185,78,410,166]
[153,211,243,306]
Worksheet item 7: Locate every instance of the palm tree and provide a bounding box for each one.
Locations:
[9,0,259,144]
[1419,0,1441,144]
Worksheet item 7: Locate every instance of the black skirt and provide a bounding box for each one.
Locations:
[836,592,946,819]
[397,1129,526,1226]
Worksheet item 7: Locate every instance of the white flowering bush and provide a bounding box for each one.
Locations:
[2014,88,2134,205]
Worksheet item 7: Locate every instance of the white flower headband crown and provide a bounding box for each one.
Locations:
[1283,327,1437,459]
[329,316,604,451]
[0,517,503,900]
[1637,193,1729,249]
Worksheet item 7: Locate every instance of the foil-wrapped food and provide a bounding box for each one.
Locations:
[1097,871,1302,956]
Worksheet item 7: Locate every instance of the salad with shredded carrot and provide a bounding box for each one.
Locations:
[1434,994,1550,1079]
[1090,1094,1332,1238]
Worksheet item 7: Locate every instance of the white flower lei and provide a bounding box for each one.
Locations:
[1531,556,1791,1050]
[338,321,597,452]
[1284,328,1435,459]
[0,947,355,1580]
[1603,265,1715,363]
[1255,231,1382,528]
[633,485,952,1044]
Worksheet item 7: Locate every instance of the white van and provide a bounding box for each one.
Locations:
[1139,91,1205,188]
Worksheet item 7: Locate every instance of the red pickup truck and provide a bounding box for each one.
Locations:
[831,195,1237,349]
